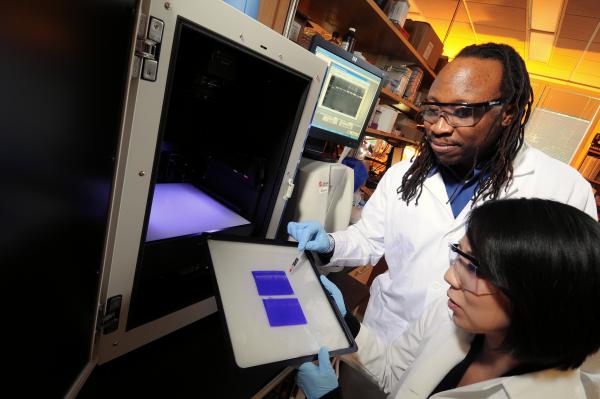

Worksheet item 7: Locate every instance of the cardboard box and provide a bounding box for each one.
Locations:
[435,55,449,73]
[404,19,443,69]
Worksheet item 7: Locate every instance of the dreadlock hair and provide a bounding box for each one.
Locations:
[399,43,533,205]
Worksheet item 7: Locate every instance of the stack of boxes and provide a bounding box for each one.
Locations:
[381,62,424,103]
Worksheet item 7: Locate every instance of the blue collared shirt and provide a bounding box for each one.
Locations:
[429,164,487,218]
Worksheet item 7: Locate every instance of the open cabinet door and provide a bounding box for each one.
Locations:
[0,1,137,397]
[93,0,326,365]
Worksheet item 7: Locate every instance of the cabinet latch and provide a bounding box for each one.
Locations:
[133,14,164,82]
[99,295,122,334]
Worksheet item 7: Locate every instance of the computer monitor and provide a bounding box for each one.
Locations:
[307,35,385,150]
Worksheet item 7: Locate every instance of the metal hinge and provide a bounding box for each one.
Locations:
[97,295,123,334]
[132,13,164,81]
[283,177,295,200]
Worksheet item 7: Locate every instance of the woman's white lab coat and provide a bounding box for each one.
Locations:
[354,298,598,399]
[329,143,596,343]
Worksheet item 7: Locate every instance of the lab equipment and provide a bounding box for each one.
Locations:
[222,0,259,19]
[122,10,326,330]
[262,298,307,327]
[92,0,328,365]
[304,35,385,157]
[203,235,356,368]
[252,270,295,295]
[289,251,305,273]
[281,158,354,244]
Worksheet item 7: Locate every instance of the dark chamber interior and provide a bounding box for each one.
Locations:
[127,18,311,328]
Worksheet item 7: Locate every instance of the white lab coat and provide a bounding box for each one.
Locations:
[354,298,599,399]
[329,143,596,343]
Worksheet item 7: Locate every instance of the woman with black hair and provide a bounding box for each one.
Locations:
[297,198,600,398]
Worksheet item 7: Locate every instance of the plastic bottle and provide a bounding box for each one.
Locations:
[341,27,357,52]
[329,31,341,46]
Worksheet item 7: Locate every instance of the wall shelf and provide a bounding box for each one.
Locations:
[366,155,388,165]
[365,127,421,146]
[297,0,436,84]
[379,87,421,113]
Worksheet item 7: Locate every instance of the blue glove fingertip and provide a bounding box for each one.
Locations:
[287,222,296,236]
[320,275,347,317]
[317,347,331,370]
[319,274,328,286]
[297,228,311,251]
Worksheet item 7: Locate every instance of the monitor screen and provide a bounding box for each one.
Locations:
[308,36,385,149]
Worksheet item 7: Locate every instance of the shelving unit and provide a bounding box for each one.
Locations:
[379,87,421,113]
[365,127,421,146]
[297,0,436,84]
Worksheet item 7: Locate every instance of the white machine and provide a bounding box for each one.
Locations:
[291,158,354,233]
[63,0,328,395]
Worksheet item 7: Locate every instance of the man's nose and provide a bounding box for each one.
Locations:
[429,113,454,135]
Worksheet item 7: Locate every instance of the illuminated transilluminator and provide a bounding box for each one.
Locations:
[146,183,251,242]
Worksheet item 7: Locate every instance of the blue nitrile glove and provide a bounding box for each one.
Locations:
[296,347,339,399]
[320,275,346,317]
[287,221,332,253]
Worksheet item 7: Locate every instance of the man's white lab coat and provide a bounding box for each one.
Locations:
[354,298,598,398]
[329,143,596,343]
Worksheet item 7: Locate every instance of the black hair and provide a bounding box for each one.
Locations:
[400,43,533,205]
[466,198,600,369]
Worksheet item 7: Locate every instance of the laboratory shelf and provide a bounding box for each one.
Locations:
[365,127,421,146]
[379,87,421,113]
[297,0,436,83]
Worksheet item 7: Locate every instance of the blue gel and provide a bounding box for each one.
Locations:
[252,270,294,296]
[262,298,307,327]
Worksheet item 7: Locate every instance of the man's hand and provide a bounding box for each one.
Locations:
[287,221,332,253]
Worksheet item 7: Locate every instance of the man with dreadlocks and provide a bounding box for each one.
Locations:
[288,43,597,344]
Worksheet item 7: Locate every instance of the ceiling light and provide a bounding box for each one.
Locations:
[530,0,563,32]
[529,31,555,62]
[528,0,565,63]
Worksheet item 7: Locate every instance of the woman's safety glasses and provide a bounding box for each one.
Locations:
[448,243,491,295]
[419,99,506,127]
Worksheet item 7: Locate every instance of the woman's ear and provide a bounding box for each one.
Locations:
[501,105,516,127]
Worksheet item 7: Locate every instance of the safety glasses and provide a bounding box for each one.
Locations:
[448,242,491,295]
[419,98,506,127]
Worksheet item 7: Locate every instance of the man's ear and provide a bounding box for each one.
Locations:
[501,104,515,127]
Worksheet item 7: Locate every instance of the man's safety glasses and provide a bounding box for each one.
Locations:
[448,242,491,295]
[419,99,506,127]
